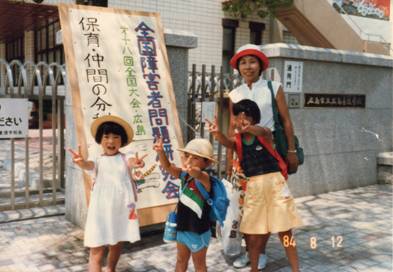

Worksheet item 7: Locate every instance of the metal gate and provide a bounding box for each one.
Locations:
[0,59,66,211]
[186,64,242,177]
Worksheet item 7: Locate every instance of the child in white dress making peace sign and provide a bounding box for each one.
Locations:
[68,115,146,272]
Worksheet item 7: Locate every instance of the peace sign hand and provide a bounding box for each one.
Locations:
[130,152,147,169]
[237,123,251,134]
[67,145,84,164]
[205,116,219,137]
[153,137,164,153]
[182,156,202,178]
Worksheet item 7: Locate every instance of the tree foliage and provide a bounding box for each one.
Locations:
[222,0,293,19]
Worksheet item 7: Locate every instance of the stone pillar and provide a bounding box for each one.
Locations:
[164,30,198,141]
[65,31,198,227]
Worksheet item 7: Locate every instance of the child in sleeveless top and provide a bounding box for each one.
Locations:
[153,137,216,272]
[207,99,303,272]
[68,115,146,272]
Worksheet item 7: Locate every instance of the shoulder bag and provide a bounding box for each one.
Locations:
[267,81,304,173]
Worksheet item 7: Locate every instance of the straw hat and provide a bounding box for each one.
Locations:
[230,44,269,71]
[90,115,134,147]
[177,138,216,162]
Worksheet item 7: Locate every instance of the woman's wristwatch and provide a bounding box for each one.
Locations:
[287,149,297,153]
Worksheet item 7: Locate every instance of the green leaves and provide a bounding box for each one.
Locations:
[222,0,293,19]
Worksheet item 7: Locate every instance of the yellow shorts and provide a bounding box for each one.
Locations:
[240,172,303,235]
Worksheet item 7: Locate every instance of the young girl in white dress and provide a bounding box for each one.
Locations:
[68,115,146,272]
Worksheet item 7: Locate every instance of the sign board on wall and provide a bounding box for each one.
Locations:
[59,4,183,226]
[0,98,29,139]
[283,61,303,93]
[304,94,366,108]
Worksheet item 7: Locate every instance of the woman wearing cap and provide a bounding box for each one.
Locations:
[227,44,300,271]
[68,115,146,272]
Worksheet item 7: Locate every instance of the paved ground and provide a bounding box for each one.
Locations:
[0,184,392,272]
[0,134,54,191]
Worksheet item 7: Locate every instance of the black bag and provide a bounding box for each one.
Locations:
[267,81,304,173]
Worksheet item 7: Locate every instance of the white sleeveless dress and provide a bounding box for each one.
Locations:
[84,153,140,247]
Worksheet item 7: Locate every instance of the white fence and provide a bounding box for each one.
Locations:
[0,59,66,211]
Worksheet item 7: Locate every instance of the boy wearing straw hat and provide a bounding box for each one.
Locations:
[153,137,217,272]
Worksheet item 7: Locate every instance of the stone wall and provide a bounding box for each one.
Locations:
[262,43,393,197]
[377,152,393,184]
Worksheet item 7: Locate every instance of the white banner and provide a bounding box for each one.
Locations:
[61,5,183,209]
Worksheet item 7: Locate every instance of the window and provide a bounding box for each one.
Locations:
[5,37,24,62]
[5,37,24,86]
[222,19,238,74]
[34,18,64,65]
[249,22,265,45]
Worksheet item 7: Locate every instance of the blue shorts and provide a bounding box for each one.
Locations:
[177,230,211,253]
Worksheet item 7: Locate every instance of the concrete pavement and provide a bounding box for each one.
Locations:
[0,184,392,271]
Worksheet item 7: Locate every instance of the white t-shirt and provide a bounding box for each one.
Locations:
[228,77,281,131]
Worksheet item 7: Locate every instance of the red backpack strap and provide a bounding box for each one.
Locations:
[257,136,288,180]
[121,153,138,202]
[234,133,243,161]
[234,133,288,180]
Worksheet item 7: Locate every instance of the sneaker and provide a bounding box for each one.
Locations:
[233,252,267,269]
[258,254,267,270]
[233,252,250,268]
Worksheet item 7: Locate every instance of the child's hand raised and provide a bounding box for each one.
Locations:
[129,152,147,169]
[234,112,251,133]
[205,116,219,136]
[153,137,164,153]
[182,155,203,178]
[183,164,203,179]
[237,123,251,134]
[66,146,94,170]
[67,146,84,164]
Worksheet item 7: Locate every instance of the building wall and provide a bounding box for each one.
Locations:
[263,43,393,197]
[233,13,272,50]
[109,0,276,69]
[111,0,224,69]
[0,43,5,59]
[37,0,272,70]
[5,1,391,67]
[24,31,34,62]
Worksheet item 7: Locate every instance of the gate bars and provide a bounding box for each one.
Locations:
[0,59,66,210]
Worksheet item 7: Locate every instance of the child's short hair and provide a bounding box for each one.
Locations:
[232,99,261,124]
[95,122,128,146]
